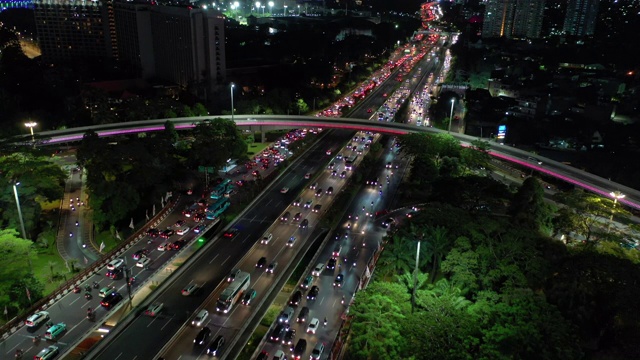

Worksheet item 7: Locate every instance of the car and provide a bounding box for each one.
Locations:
[99,286,114,298]
[287,236,297,247]
[325,149,333,155]
[304,172,311,179]
[146,228,160,238]
[280,187,290,194]
[132,249,149,260]
[304,200,313,208]
[283,328,296,346]
[256,256,267,268]
[161,229,174,238]
[326,186,333,195]
[174,219,186,228]
[327,258,336,270]
[330,170,338,177]
[293,212,302,222]
[299,219,309,228]
[279,306,295,323]
[336,153,343,160]
[144,302,164,317]
[332,245,342,257]
[182,283,198,296]
[106,258,124,270]
[315,188,323,197]
[176,226,190,235]
[171,239,186,250]
[296,306,309,322]
[256,350,269,360]
[293,339,308,359]
[266,261,278,274]
[381,217,396,228]
[288,291,302,307]
[25,311,49,328]
[34,345,59,360]
[192,309,209,326]
[105,268,123,280]
[301,275,313,289]
[366,177,379,186]
[382,93,388,97]
[312,263,325,276]
[307,318,320,334]
[281,211,290,222]
[328,162,335,169]
[333,274,344,287]
[312,204,322,213]
[269,323,286,342]
[309,182,318,190]
[293,198,301,206]
[340,171,347,178]
[310,342,325,360]
[100,292,123,309]
[194,326,211,345]
[307,286,319,300]
[223,228,239,238]
[227,268,241,282]
[242,289,257,305]
[193,224,206,233]
[261,233,273,244]
[206,335,225,356]
[136,257,151,268]
[44,322,67,340]
[273,349,287,360]
[386,162,392,169]
[157,242,170,251]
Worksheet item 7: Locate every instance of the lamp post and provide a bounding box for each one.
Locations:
[297,4,300,15]
[284,4,287,16]
[25,121,37,142]
[607,191,625,234]
[234,1,239,16]
[268,1,273,15]
[230,83,235,122]
[12,182,28,240]
[255,1,260,15]
[261,5,265,14]
[448,98,455,133]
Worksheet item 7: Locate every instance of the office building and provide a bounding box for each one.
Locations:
[113,2,154,78]
[34,0,117,63]
[482,0,545,39]
[563,0,599,36]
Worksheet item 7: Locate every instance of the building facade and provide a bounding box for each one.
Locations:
[34,0,117,63]
[562,0,599,36]
[482,0,545,39]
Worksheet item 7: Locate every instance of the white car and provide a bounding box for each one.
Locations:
[176,226,190,235]
[25,311,49,327]
[280,187,290,194]
[311,263,325,276]
[107,258,124,270]
[307,318,320,334]
[261,233,273,244]
[192,309,209,327]
[136,257,151,268]
[182,283,198,296]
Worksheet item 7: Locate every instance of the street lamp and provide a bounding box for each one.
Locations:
[255,1,260,14]
[284,4,287,16]
[25,121,37,142]
[230,83,235,122]
[261,5,265,14]
[234,1,239,16]
[448,98,455,133]
[607,191,625,233]
[12,181,28,240]
[268,1,273,15]
[297,4,300,15]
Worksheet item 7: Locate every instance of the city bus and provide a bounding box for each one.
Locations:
[205,197,230,220]
[210,179,232,199]
[345,155,358,170]
[216,271,250,313]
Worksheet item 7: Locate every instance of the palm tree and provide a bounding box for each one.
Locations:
[424,226,451,283]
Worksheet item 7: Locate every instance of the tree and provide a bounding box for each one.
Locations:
[0,229,38,311]
[509,177,554,233]
[295,98,309,114]
[192,103,209,116]
[190,118,248,171]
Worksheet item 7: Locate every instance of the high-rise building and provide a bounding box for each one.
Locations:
[482,0,545,39]
[34,0,117,63]
[113,2,155,78]
[562,0,599,36]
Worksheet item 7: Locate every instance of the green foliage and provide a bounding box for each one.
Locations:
[509,177,554,233]
[0,228,40,313]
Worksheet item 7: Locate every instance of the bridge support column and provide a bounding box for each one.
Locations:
[261,126,266,143]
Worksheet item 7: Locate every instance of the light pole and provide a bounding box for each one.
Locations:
[297,4,300,15]
[268,1,273,15]
[12,181,28,240]
[284,4,287,16]
[261,5,265,14]
[230,83,235,122]
[607,191,625,233]
[255,1,260,15]
[448,98,455,133]
[234,1,239,16]
[25,121,37,142]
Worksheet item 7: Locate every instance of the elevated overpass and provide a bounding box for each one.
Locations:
[26,114,640,210]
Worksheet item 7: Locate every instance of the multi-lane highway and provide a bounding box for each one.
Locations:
[89,132,353,359]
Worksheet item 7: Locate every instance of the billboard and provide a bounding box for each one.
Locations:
[497,125,507,139]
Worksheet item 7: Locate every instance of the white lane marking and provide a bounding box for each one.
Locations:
[209,253,219,264]
[220,255,230,266]
[161,315,174,330]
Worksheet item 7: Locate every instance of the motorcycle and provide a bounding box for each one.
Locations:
[84,292,92,300]
[15,349,23,359]
[93,281,100,289]
[84,285,91,292]
[73,285,81,293]
[32,335,40,343]
[69,232,73,237]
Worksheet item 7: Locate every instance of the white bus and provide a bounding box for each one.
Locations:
[216,271,250,313]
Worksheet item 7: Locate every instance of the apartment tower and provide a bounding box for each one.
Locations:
[482,0,545,39]
[563,0,599,36]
